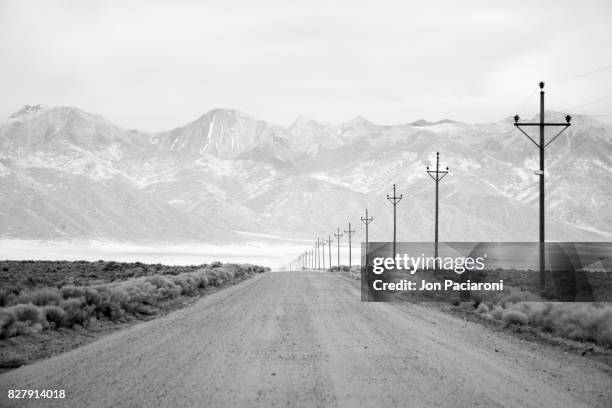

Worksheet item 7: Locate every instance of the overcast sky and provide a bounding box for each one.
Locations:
[1,0,611,131]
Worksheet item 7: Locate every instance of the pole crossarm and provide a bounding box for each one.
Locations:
[427,170,449,182]
[426,152,450,182]
[344,226,356,237]
[386,183,403,204]
[514,114,571,149]
[361,208,373,225]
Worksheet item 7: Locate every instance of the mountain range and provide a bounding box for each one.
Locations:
[1,104,610,246]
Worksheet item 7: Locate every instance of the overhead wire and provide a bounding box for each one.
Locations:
[546,64,612,83]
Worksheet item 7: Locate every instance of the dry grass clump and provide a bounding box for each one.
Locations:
[0,263,268,338]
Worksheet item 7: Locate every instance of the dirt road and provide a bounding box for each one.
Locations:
[1,271,611,407]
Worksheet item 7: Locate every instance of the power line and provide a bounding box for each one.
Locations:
[547,64,612,83]
[517,90,538,115]
[559,92,612,112]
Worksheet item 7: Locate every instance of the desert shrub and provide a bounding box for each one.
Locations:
[490,305,504,320]
[96,301,124,321]
[6,321,43,337]
[211,261,223,268]
[476,303,489,314]
[60,285,86,299]
[0,288,18,307]
[43,305,67,328]
[174,275,198,295]
[471,291,486,308]
[200,274,210,288]
[0,309,17,338]
[83,287,102,306]
[215,269,232,284]
[132,304,157,315]
[494,291,541,308]
[60,298,89,327]
[12,303,44,323]
[18,287,61,306]
[502,309,528,325]
[123,280,157,307]
[88,286,124,321]
[0,356,27,369]
[146,275,181,300]
[206,270,221,286]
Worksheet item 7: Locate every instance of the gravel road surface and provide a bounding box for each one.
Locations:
[1,271,611,407]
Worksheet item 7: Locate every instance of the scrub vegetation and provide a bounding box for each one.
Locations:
[0,261,269,339]
[475,290,612,347]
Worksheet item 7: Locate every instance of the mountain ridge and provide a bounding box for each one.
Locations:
[1,104,610,244]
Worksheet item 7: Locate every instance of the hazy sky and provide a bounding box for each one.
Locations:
[1,0,611,131]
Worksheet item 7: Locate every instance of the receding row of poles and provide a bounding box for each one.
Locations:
[292,152,450,270]
[289,82,572,290]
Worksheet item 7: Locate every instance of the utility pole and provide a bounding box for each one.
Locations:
[514,81,571,290]
[321,237,325,271]
[309,249,313,269]
[315,239,320,270]
[344,222,356,268]
[326,235,333,270]
[386,184,402,259]
[426,152,449,262]
[361,208,373,267]
[334,227,343,268]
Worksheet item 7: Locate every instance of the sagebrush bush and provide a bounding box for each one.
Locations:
[43,305,67,328]
[12,303,44,323]
[60,298,89,327]
[60,285,86,299]
[0,288,18,307]
[476,303,489,314]
[18,287,61,306]
[0,309,17,338]
[502,309,528,325]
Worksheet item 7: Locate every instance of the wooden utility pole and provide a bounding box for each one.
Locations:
[320,237,325,271]
[344,222,356,268]
[514,81,571,290]
[326,235,333,270]
[334,227,343,268]
[386,184,402,259]
[361,208,373,268]
[426,152,449,261]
